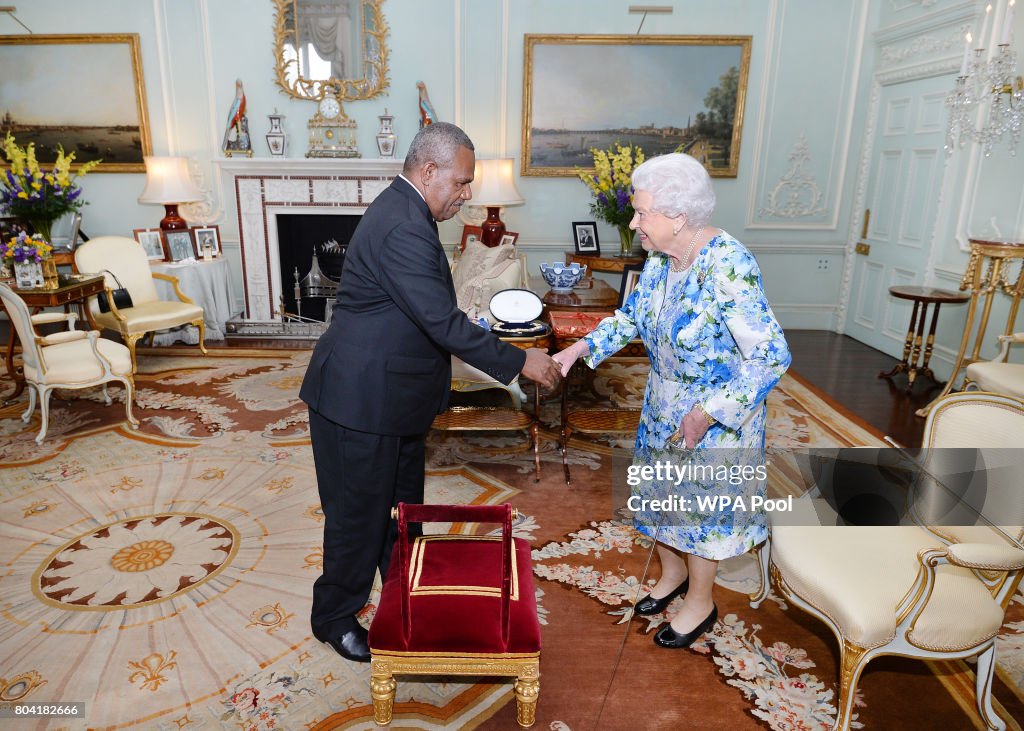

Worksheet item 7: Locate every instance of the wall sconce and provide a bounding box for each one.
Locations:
[137,156,204,231]
[473,158,524,247]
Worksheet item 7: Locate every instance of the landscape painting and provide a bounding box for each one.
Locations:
[522,35,751,177]
[0,34,152,173]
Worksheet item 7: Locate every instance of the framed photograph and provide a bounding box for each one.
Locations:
[133,227,165,261]
[0,34,152,173]
[164,230,196,262]
[192,225,221,257]
[522,34,751,178]
[618,263,644,307]
[572,221,600,254]
[499,231,519,247]
[460,225,483,251]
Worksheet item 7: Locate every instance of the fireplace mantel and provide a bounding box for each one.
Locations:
[216,157,405,320]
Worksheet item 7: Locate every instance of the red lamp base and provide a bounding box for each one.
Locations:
[159,203,189,232]
[480,206,505,247]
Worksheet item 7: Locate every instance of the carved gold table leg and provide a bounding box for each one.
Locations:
[514,674,540,728]
[370,660,396,726]
[917,240,1024,417]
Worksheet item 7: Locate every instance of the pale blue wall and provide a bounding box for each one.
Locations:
[3,0,1022,375]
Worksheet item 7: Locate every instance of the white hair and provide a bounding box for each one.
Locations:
[631,153,716,226]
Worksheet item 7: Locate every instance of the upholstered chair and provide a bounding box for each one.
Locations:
[435,241,542,479]
[752,391,1024,731]
[965,332,1024,399]
[368,503,541,727]
[74,236,207,371]
[0,283,138,443]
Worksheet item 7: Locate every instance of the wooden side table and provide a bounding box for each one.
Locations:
[2,274,105,401]
[533,275,619,312]
[917,239,1024,416]
[431,328,552,482]
[879,286,969,390]
[549,311,646,485]
[564,251,644,273]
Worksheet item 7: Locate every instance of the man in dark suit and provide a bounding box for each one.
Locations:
[300,122,562,662]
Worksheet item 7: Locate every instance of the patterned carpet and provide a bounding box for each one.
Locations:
[0,348,1021,730]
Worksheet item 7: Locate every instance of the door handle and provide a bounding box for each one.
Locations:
[856,209,871,255]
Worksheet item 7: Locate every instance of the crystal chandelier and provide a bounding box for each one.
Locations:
[946,1,1024,156]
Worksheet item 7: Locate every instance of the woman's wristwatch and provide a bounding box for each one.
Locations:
[696,403,716,426]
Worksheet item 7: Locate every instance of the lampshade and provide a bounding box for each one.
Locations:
[473,158,525,206]
[138,156,203,204]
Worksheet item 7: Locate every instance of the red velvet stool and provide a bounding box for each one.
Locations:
[368,503,541,727]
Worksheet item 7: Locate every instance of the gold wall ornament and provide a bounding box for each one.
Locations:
[273,0,390,107]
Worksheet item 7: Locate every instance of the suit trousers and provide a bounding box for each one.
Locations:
[308,407,425,639]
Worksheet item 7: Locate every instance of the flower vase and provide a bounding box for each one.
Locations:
[617,226,635,257]
[14,259,43,289]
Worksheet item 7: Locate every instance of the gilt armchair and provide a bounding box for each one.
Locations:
[74,236,207,371]
[752,391,1024,730]
[965,332,1024,399]
[0,283,137,443]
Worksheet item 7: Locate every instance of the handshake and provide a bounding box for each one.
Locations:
[520,340,589,391]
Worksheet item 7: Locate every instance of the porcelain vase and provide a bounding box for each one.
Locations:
[376,109,397,158]
[14,259,43,289]
[266,113,287,157]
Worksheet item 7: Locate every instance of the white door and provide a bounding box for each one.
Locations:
[844,74,951,353]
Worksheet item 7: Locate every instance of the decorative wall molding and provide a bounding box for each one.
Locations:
[757,133,828,218]
[745,1,869,231]
[878,22,971,67]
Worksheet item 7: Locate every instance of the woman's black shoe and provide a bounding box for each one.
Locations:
[653,604,718,649]
[633,578,689,616]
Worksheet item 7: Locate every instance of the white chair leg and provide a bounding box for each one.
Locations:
[21,385,36,423]
[122,378,139,430]
[101,383,112,405]
[35,387,53,444]
[749,539,771,608]
[974,643,1005,730]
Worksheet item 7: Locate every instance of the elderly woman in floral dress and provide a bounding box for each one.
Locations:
[554,153,790,648]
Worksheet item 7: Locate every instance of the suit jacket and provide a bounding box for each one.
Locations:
[300,177,527,436]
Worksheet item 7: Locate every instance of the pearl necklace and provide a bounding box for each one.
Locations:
[670,224,706,273]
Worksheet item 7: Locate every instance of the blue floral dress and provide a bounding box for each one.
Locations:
[580,231,791,560]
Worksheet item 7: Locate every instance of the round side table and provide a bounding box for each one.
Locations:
[880,285,969,390]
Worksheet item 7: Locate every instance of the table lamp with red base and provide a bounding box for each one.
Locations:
[473,158,524,247]
[138,156,204,232]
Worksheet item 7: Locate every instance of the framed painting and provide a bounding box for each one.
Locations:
[499,231,519,247]
[522,34,751,178]
[0,34,152,173]
[133,227,165,261]
[572,221,599,254]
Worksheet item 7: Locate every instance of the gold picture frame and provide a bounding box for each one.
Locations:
[522,34,751,178]
[272,0,390,104]
[0,33,152,173]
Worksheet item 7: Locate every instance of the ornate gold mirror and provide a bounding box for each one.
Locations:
[273,0,389,107]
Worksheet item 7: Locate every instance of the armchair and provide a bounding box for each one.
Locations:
[73,236,207,371]
[752,392,1024,731]
[965,332,1024,399]
[368,503,541,727]
[0,283,137,443]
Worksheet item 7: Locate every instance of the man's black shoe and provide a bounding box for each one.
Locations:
[317,624,371,663]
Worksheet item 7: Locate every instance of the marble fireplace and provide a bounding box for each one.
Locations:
[217,158,404,323]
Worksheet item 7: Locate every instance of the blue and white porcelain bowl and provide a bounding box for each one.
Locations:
[539,263,587,293]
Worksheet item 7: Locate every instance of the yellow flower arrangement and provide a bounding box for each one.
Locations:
[1,133,100,243]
